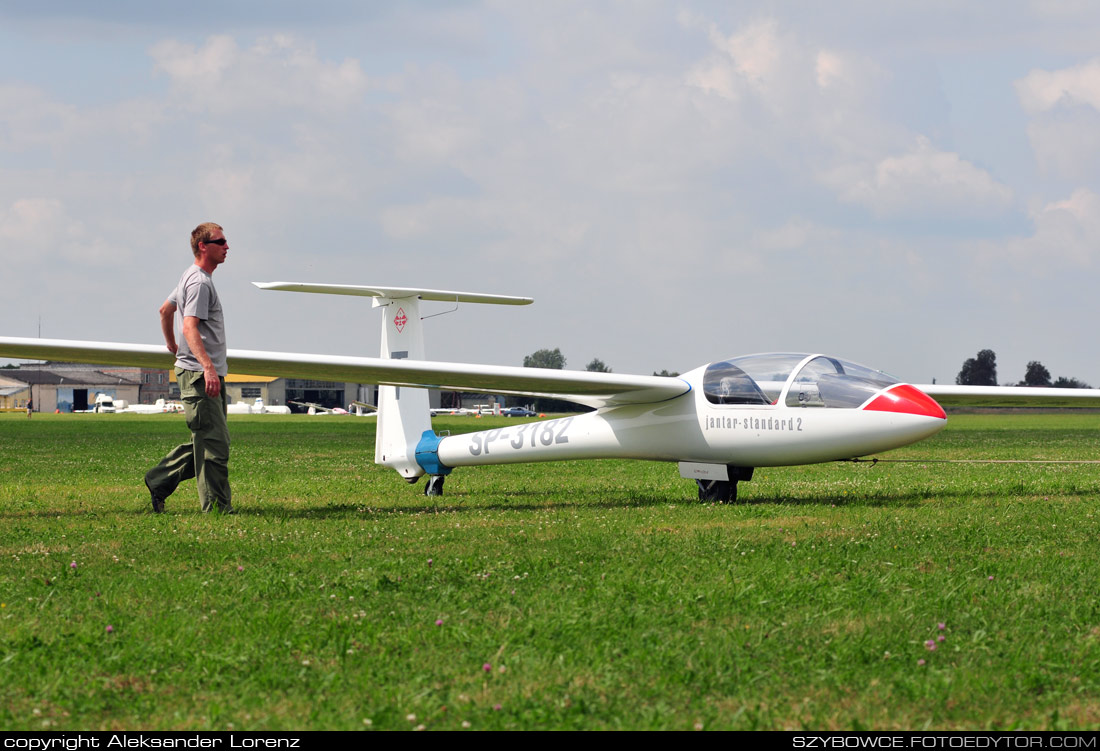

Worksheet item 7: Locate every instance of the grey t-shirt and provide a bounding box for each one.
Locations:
[170,265,227,377]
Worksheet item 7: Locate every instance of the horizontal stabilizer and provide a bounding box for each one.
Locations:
[252,282,533,306]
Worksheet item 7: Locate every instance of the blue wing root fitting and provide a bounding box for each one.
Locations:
[415,430,451,497]
[415,430,453,477]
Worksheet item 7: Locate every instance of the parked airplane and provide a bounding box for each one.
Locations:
[227,397,292,415]
[118,398,184,414]
[76,393,181,414]
[348,401,378,417]
[289,399,348,415]
[3,281,1099,501]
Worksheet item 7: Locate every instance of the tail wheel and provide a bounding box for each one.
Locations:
[424,475,446,497]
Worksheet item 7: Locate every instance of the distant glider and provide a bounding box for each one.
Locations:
[4,282,1100,501]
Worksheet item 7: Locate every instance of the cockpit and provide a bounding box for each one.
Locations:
[702,353,900,409]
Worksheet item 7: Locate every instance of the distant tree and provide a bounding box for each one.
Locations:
[1020,361,1052,387]
[956,349,997,386]
[521,347,583,413]
[585,358,611,373]
[652,369,680,377]
[1053,376,1093,389]
[523,348,566,370]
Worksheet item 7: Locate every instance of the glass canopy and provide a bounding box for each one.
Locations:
[702,353,899,409]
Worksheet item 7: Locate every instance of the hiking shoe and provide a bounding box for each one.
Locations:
[145,478,166,514]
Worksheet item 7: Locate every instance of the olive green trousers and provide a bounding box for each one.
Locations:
[144,368,232,513]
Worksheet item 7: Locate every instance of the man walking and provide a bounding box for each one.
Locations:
[144,222,234,514]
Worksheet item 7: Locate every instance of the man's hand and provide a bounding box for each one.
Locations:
[182,316,220,397]
[159,299,178,354]
[203,362,221,397]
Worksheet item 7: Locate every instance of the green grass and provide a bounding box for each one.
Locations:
[1,412,1100,730]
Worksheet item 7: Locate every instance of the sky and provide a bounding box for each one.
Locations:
[2,1,1100,386]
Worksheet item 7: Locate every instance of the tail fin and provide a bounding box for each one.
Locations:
[373,294,432,480]
[252,282,532,481]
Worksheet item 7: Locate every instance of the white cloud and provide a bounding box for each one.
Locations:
[685,18,798,105]
[711,18,782,91]
[814,50,846,89]
[1025,112,1100,180]
[0,198,117,265]
[1015,58,1100,180]
[1015,58,1100,113]
[150,34,369,114]
[0,85,76,151]
[380,66,499,164]
[0,198,71,245]
[825,136,1013,218]
[0,84,164,155]
[813,48,888,96]
[1000,188,1100,267]
[379,194,593,266]
[682,15,906,183]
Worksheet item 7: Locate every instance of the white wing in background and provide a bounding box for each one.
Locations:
[914,383,1100,408]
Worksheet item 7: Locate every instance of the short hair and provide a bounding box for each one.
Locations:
[190,222,224,257]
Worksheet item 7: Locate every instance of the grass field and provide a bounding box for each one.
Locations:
[1,411,1099,731]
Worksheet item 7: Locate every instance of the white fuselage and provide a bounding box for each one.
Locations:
[434,371,946,470]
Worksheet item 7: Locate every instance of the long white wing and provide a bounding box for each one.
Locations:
[0,336,689,408]
[914,383,1100,407]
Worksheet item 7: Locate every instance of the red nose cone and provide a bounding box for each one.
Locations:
[864,384,946,419]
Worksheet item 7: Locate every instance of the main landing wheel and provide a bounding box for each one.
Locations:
[695,466,754,503]
[696,479,736,502]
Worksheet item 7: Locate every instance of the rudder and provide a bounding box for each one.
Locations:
[373,295,431,480]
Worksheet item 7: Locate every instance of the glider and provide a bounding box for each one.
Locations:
[3,282,1100,501]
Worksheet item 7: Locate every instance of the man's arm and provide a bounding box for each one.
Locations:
[159,299,178,355]
[181,316,221,397]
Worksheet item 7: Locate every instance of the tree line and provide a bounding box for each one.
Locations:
[439,347,681,412]
[518,348,680,412]
[955,349,1091,388]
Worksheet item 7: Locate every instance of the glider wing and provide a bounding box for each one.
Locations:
[0,337,689,408]
[914,383,1100,408]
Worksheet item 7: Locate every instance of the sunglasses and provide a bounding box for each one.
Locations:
[203,238,228,246]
